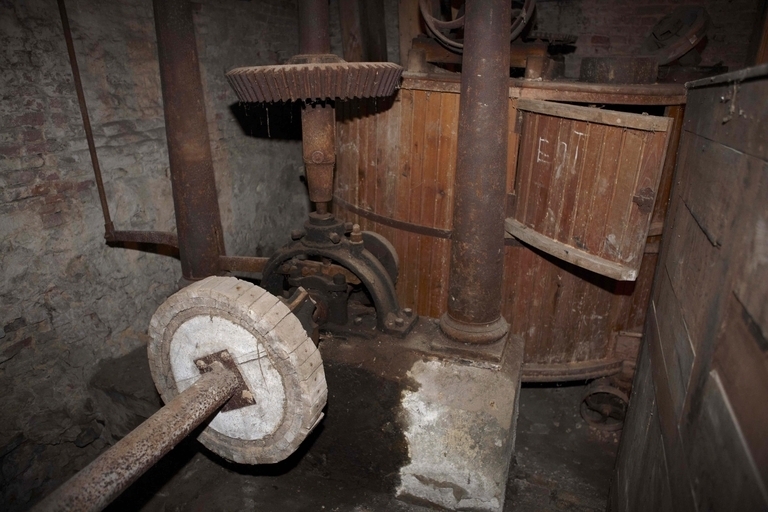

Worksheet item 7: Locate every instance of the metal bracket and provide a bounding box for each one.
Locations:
[195,350,255,412]
[262,216,417,337]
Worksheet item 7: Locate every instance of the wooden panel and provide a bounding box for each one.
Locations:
[398,0,420,66]
[517,98,670,131]
[679,132,758,247]
[613,66,768,512]
[662,185,727,349]
[507,101,672,280]
[613,341,674,512]
[684,65,768,162]
[402,75,687,105]
[335,78,683,374]
[502,245,617,365]
[654,271,695,418]
[684,371,768,511]
[647,300,698,512]
[713,294,768,485]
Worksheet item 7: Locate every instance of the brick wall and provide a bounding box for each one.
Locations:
[534,0,760,76]
[0,0,309,508]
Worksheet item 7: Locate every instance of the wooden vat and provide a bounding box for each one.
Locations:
[334,74,685,380]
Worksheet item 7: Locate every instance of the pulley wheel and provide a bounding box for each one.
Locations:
[148,276,327,464]
[579,378,629,432]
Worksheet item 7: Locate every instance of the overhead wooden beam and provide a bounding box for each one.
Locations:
[339,0,388,62]
[398,0,421,66]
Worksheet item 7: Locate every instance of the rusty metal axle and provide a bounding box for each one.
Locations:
[33,364,239,512]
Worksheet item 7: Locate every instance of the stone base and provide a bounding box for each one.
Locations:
[318,318,523,512]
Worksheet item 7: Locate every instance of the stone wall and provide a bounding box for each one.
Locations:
[534,0,761,76]
[0,0,310,508]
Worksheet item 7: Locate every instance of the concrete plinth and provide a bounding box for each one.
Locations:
[318,319,523,512]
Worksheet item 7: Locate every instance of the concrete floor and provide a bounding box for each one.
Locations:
[88,347,619,512]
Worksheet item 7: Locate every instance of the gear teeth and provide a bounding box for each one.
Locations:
[226,62,403,103]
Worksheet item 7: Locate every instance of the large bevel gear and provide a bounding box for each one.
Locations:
[226,54,403,103]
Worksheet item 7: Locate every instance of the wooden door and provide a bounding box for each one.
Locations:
[506,99,673,281]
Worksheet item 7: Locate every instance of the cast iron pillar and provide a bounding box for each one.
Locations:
[439,0,511,344]
[153,0,224,280]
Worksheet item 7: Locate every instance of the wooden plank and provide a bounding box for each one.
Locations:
[619,131,668,265]
[651,106,685,227]
[506,99,520,199]
[517,99,672,132]
[403,89,428,309]
[515,112,539,228]
[733,203,768,343]
[398,0,420,66]
[679,132,756,247]
[428,92,458,316]
[601,129,645,263]
[569,123,606,251]
[684,370,768,510]
[554,119,589,244]
[338,0,365,62]
[655,270,695,418]
[359,0,388,62]
[662,185,729,348]
[713,293,768,486]
[614,341,673,512]
[627,410,675,512]
[393,88,416,307]
[505,218,640,281]
[416,91,442,314]
[373,97,397,252]
[748,1,768,65]
[401,75,687,105]
[647,300,698,512]
[684,70,768,161]
[503,242,617,365]
[526,114,559,234]
[539,118,572,238]
[434,92,458,230]
[622,251,658,332]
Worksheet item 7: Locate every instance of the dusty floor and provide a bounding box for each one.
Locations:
[35,347,620,512]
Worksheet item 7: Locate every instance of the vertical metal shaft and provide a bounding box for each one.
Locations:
[298,0,336,217]
[153,0,224,280]
[439,0,511,344]
[298,0,331,54]
[32,365,239,512]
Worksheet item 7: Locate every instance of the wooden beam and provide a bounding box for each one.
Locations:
[398,0,421,66]
[339,0,388,62]
[749,0,768,65]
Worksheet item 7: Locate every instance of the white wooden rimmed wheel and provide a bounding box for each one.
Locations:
[147,276,327,464]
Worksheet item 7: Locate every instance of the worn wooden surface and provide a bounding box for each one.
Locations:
[334,77,684,376]
[611,67,768,511]
[339,0,387,63]
[397,0,420,66]
[508,100,671,280]
[403,74,687,105]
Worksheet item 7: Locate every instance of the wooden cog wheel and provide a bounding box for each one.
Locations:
[148,276,327,464]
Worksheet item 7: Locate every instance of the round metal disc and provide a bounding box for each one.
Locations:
[148,276,327,464]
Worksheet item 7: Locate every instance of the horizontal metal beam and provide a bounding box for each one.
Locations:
[33,364,239,512]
